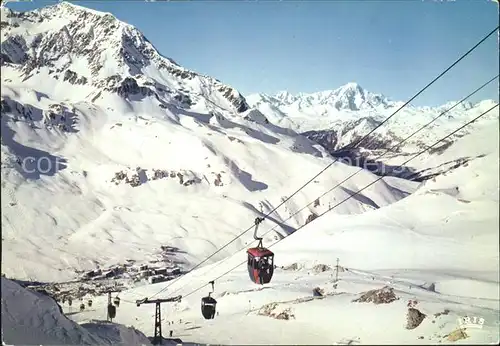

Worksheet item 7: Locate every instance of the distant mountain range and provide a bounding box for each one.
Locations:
[247,83,498,159]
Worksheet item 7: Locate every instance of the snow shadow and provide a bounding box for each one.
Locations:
[260,119,327,157]
[242,202,296,236]
[161,103,213,126]
[137,168,149,185]
[289,135,323,158]
[406,156,480,182]
[241,126,280,145]
[2,97,80,133]
[168,107,284,147]
[34,90,50,101]
[236,112,323,157]
[210,112,280,145]
[2,97,44,122]
[261,119,298,137]
[427,187,460,197]
[331,150,418,181]
[1,119,68,179]
[383,181,412,200]
[206,123,227,135]
[160,245,188,255]
[223,157,268,192]
[238,169,268,192]
[340,186,380,209]
[178,108,212,124]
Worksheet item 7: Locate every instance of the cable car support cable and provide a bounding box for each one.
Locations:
[147,73,499,301]
[144,25,499,300]
[177,103,499,301]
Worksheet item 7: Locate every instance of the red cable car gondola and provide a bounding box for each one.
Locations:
[247,217,274,285]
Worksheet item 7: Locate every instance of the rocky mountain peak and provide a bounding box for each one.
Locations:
[268,82,391,111]
[324,82,391,111]
[1,2,249,113]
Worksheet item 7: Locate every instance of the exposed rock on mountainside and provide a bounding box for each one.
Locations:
[110,168,203,187]
[1,2,408,283]
[1,2,249,113]
[406,307,427,330]
[352,286,399,304]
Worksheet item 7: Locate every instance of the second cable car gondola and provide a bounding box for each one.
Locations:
[247,217,274,285]
[200,280,217,320]
[108,304,116,319]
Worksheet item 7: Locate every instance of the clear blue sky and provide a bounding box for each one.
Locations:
[6,0,500,106]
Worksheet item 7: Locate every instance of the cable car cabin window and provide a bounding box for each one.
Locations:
[259,256,273,269]
[252,257,259,269]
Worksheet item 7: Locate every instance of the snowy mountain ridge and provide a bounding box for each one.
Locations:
[247,84,498,166]
[1,1,408,284]
[271,82,393,111]
[1,2,498,345]
[252,83,489,114]
[1,1,249,113]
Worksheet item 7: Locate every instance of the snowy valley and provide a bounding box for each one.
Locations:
[1,2,499,345]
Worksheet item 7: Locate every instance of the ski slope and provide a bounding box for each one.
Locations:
[1,2,410,282]
[1,2,498,345]
[0,78,412,282]
[60,122,499,345]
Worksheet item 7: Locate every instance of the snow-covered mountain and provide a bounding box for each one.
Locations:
[1,2,408,282]
[272,83,393,111]
[5,124,498,345]
[247,84,499,165]
[1,2,498,345]
[1,277,160,345]
[0,2,250,113]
